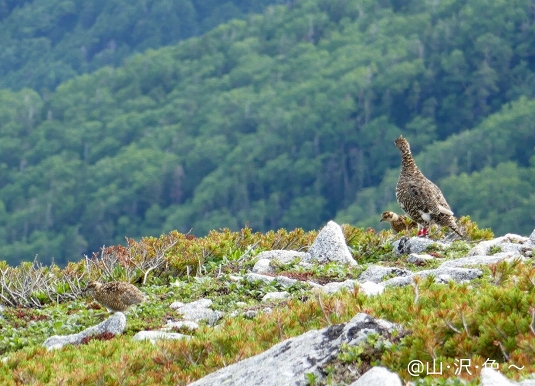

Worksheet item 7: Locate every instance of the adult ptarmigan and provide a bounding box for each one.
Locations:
[394,135,463,237]
[380,211,417,233]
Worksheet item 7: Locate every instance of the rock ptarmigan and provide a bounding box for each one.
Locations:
[85,281,145,312]
[394,135,463,237]
[380,211,418,233]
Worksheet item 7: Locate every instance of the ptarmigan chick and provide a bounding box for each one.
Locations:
[85,281,145,312]
[394,135,463,237]
[380,211,417,233]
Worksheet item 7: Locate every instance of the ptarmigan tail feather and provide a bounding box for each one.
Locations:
[447,218,464,238]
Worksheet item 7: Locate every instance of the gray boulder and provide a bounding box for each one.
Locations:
[393,236,448,255]
[480,368,517,386]
[303,221,356,265]
[318,279,359,294]
[358,281,385,296]
[262,291,290,302]
[252,250,307,274]
[358,266,412,283]
[188,313,401,386]
[171,299,224,325]
[382,267,482,287]
[407,253,435,265]
[349,366,402,386]
[439,252,526,268]
[43,312,126,350]
[252,259,275,274]
[162,320,199,331]
[469,233,534,256]
[244,273,299,288]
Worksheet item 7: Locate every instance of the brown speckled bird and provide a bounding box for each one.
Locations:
[380,211,418,233]
[85,281,145,312]
[394,135,463,237]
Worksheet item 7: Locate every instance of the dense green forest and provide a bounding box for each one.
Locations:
[0,0,534,265]
[0,0,284,91]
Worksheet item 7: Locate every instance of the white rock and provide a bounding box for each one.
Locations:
[254,250,307,263]
[358,266,412,283]
[306,281,324,290]
[188,313,401,386]
[407,253,435,264]
[381,276,414,287]
[320,279,358,294]
[43,312,127,350]
[393,237,449,255]
[173,298,223,325]
[243,310,258,319]
[132,331,190,343]
[252,259,275,274]
[349,366,402,386]
[262,291,290,302]
[382,267,482,287]
[304,221,357,265]
[244,273,298,288]
[163,320,199,331]
[480,368,516,386]
[358,281,385,296]
[469,234,531,256]
[169,301,186,309]
[439,252,526,268]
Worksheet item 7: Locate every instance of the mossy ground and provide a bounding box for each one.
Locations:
[1,218,533,385]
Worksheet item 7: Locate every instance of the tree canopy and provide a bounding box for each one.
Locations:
[0,0,534,265]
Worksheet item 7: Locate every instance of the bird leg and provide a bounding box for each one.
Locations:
[417,226,429,237]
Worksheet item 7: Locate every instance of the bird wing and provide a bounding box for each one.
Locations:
[406,182,446,216]
[426,179,454,215]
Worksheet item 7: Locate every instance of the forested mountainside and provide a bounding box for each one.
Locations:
[0,0,284,91]
[0,0,534,265]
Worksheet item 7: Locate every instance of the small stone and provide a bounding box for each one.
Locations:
[169,301,186,309]
[262,291,290,302]
[173,299,223,325]
[132,331,190,343]
[254,250,306,263]
[252,259,275,274]
[244,273,298,288]
[320,280,358,294]
[163,320,199,331]
[407,253,435,265]
[529,229,535,244]
[358,281,385,296]
[359,266,412,283]
[349,366,402,386]
[393,237,448,255]
[243,310,258,319]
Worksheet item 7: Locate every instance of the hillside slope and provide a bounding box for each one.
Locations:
[0,221,534,384]
[0,0,534,264]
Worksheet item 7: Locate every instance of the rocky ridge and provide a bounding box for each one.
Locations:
[32,220,535,385]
